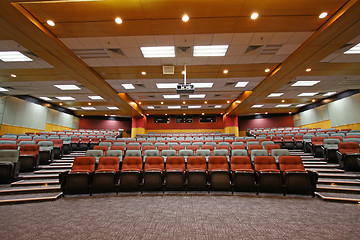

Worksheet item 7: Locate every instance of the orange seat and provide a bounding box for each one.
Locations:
[96,156,119,172]
[265,144,281,155]
[231,156,256,192]
[231,156,253,172]
[0,144,17,150]
[201,145,214,154]
[172,145,185,154]
[70,156,96,173]
[144,156,164,171]
[208,156,230,190]
[94,145,108,155]
[121,156,142,171]
[187,156,207,171]
[247,145,262,155]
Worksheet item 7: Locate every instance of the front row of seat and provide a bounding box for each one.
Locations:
[59,155,318,196]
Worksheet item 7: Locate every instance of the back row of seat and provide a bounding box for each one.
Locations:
[59,155,318,196]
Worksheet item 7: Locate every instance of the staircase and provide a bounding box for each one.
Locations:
[289,149,360,204]
[0,151,85,205]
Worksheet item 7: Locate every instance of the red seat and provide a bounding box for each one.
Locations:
[94,145,108,155]
[121,156,142,171]
[328,136,343,141]
[231,156,256,192]
[208,156,230,190]
[216,145,230,154]
[96,156,119,172]
[110,145,125,154]
[201,145,214,154]
[93,156,120,193]
[254,156,282,193]
[187,156,207,171]
[20,144,39,158]
[232,145,246,150]
[187,156,207,190]
[0,144,17,150]
[231,156,253,172]
[247,145,262,155]
[338,142,359,154]
[265,144,281,155]
[172,145,185,154]
[165,156,186,190]
[70,156,96,173]
[143,156,164,190]
[157,145,170,153]
[127,145,141,151]
[254,156,279,172]
[187,145,200,154]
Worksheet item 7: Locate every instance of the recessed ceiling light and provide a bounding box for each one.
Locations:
[298,92,319,97]
[138,102,142,105]
[81,107,96,110]
[182,14,189,22]
[223,69,229,74]
[268,93,284,97]
[183,101,186,104]
[296,104,305,107]
[161,102,164,104]
[183,113,186,115]
[88,96,103,100]
[148,106,154,109]
[251,12,259,20]
[146,114,149,116]
[39,97,52,101]
[265,112,268,114]
[163,94,180,99]
[255,113,261,115]
[81,115,84,117]
[319,12,328,18]
[227,100,230,103]
[181,71,185,74]
[165,113,167,115]
[306,68,312,72]
[59,103,64,106]
[55,96,75,100]
[141,71,146,75]
[105,114,108,116]
[215,105,222,108]
[88,103,91,106]
[344,43,360,54]
[323,92,336,96]
[68,107,77,110]
[140,46,175,58]
[115,17,122,24]
[312,99,316,102]
[192,83,213,88]
[156,83,178,89]
[276,104,291,107]
[291,81,320,87]
[235,82,249,87]
[0,51,33,62]
[193,45,229,57]
[289,112,292,114]
[107,106,119,110]
[251,105,263,108]
[47,20,55,26]
[10,74,16,78]
[265,68,270,73]
[236,100,241,104]
[204,101,208,104]
[202,113,205,115]
[189,94,205,99]
[168,106,181,109]
[122,84,135,89]
[110,115,116,117]
[281,100,285,103]
[188,106,201,109]
[54,85,80,90]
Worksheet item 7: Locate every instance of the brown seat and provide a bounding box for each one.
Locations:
[186,156,207,190]
[231,156,256,192]
[51,139,63,159]
[337,142,360,171]
[19,144,39,172]
[93,156,120,193]
[79,137,90,151]
[254,156,283,193]
[208,156,231,190]
[232,145,246,150]
[119,156,143,191]
[0,144,17,150]
[143,156,164,190]
[164,156,185,190]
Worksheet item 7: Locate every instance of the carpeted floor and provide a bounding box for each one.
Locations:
[0,193,359,239]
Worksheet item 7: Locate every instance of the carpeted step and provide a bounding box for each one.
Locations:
[34,169,68,174]
[318,179,360,186]
[11,180,60,187]
[20,174,59,180]
[315,192,360,204]
[38,165,72,170]
[0,192,62,205]
[307,169,345,173]
[52,160,74,163]
[317,173,360,179]
[0,186,61,195]
[304,164,339,168]
[316,184,360,194]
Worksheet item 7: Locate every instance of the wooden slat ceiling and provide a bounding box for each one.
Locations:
[0,0,359,117]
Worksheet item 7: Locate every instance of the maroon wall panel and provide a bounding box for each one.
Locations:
[147,116,223,130]
[238,115,294,131]
[79,118,132,131]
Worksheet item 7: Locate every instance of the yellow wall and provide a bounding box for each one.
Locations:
[223,126,239,137]
[131,127,146,138]
[146,129,223,134]
[1,123,73,135]
[334,122,360,130]
[239,130,247,137]
[298,120,332,129]
[45,123,73,132]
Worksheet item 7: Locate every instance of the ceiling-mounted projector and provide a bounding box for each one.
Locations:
[177,84,194,93]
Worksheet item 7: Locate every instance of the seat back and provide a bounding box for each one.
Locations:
[99,142,112,149]
[161,149,177,157]
[106,150,123,158]
[294,135,303,141]
[127,145,141,151]
[143,149,160,157]
[208,156,229,171]
[166,156,185,172]
[231,156,253,171]
[187,156,207,171]
[158,145,170,152]
[0,144,17,150]
[0,140,17,145]
[71,156,95,172]
[178,149,194,157]
[121,156,142,171]
[94,145,108,154]
[311,137,325,145]
[97,156,119,172]
[323,138,340,149]
[254,156,278,171]
[261,141,274,149]
[186,145,200,154]
[251,149,268,161]
[85,150,104,158]
[338,142,360,154]
[125,149,141,157]
[213,149,229,156]
[265,144,280,154]
[231,149,248,156]
[271,149,290,159]
[38,141,54,151]
[247,145,262,154]
[0,149,19,163]
[278,156,305,171]
[20,144,39,156]
[201,144,214,152]
[144,156,164,171]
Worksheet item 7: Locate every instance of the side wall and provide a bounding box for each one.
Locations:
[0,96,79,134]
[238,115,294,136]
[79,118,132,132]
[293,93,360,130]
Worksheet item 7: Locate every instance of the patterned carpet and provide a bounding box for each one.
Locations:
[0,193,359,239]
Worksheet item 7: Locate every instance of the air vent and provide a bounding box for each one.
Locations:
[245,45,263,54]
[260,44,282,55]
[339,43,353,49]
[148,95,155,98]
[163,65,174,75]
[73,49,110,59]
[23,51,38,58]
[225,82,236,86]
[176,46,191,57]
[214,94,221,97]
[134,84,145,88]
[154,106,162,109]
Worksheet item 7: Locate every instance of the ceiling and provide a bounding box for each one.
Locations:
[0,0,360,118]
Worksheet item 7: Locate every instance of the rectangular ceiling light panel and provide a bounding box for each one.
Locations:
[163,95,180,99]
[276,104,291,107]
[297,92,318,97]
[235,82,249,88]
[344,43,360,54]
[81,107,96,110]
[88,96,103,100]
[156,83,178,89]
[268,93,284,97]
[168,106,181,109]
[55,96,75,100]
[0,51,33,62]
[193,45,229,56]
[107,107,119,110]
[291,81,320,87]
[189,94,206,99]
[188,106,201,109]
[140,46,175,58]
[122,84,135,89]
[251,105,263,108]
[54,85,81,90]
[39,97,52,101]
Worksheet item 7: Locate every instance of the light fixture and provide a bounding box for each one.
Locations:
[122,84,135,89]
[107,106,119,110]
[193,45,229,57]
[265,112,268,114]
[59,103,63,106]
[39,97,52,101]
[251,12,259,20]
[0,51,33,62]
[10,74,16,78]
[268,93,284,97]
[312,99,316,102]
[140,46,175,58]
[188,106,201,109]
[55,96,75,100]
[291,81,320,87]
[298,92,318,97]
[306,68,312,72]
[163,94,180,99]
[148,106,154,109]
[54,85,80,90]
[68,107,77,110]
[110,115,116,117]
[223,69,229,74]
[344,43,360,54]
[168,106,181,109]
[182,14,189,22]
[221,113,224,115]
[156,83,178,89]
[47,20,55,26]
[227,100,230,104]
[105,114,108,116]
[296,104,305,107]
[319,12,328,18]
[204,101,208,104]
[202,113,205,115]
[192,83,213,88]
[87,103,91,106]
[115,17,122,24]
[215,105,222,108]
[323,92,336,96]
[181,71,185,74]
[183,101,186,104]
[236,100,241,104]
[235,82,249,87]
[251,105,263,108]
[276,104,291,107]
[81,115,84,117]
[281,100,285,103]
[146,114,149,116]
[183,113,186,115]
[88,96,103,100]
[141,71,146,75]
[161,102,164,104]
[289,112,292,114]
[165,113,168,116]
[189,94,205,99]
[265,68,270,73]
[81,107,96,110]
[255,113,260,115]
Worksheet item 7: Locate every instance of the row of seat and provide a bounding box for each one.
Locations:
[59,155,318,195]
